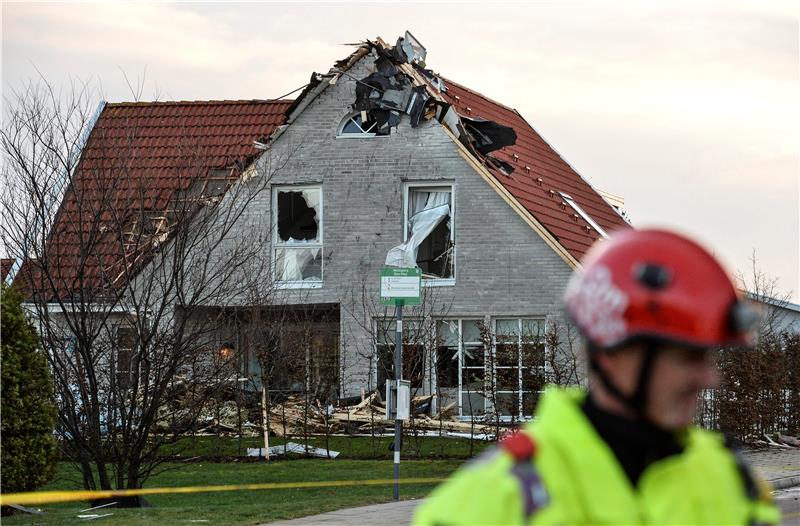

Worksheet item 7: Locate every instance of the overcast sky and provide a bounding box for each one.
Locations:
[3,1,798,302]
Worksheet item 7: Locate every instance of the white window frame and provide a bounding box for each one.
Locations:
[403,182,455,286]
[272,185,323,289]
[336,112,382,139]
[452,319,486,419]
[492,318,546,422]
[559,192,608,238]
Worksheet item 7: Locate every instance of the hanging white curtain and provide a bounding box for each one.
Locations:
[385,190,450,268]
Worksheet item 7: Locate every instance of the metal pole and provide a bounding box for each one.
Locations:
[393,301,403,501]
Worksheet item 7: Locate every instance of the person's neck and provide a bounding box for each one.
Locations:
[582,390,684,486]
[588,378,639,420]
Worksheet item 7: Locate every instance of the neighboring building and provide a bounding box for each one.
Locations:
[750,294,800,335]
[10,35,631,419]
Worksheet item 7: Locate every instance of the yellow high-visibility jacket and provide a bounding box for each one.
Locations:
[414,388,779,525]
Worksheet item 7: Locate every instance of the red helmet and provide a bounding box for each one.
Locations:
[564,228,758,350]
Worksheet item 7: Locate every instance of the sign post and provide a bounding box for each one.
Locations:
[379,267,420,500]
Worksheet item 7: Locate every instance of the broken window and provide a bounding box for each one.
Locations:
[338,113,379,136]
[385,185,453,279]
[273,186,322,283]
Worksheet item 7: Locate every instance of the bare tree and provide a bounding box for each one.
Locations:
[698,254,798,442]
[1,77,293,495]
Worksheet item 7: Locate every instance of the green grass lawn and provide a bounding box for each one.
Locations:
[166,433,490,460]
[3,459,464,525]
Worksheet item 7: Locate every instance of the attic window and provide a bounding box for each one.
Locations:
[559,192,608,238]
[338,113,380,138]
[273,186,323,285]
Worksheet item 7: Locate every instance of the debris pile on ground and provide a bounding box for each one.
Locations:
[162,387,496,440]
[247,442,340,459]
[266,391,492,437]
[756,434,800,449]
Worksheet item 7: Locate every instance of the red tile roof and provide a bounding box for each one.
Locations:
[439,79,631,260]
[22,60,629,300]
[19,100,291,300]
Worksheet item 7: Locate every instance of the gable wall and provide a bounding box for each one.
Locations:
[232,56,576,396]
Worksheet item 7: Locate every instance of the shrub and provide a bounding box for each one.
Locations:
[1,284,58,496]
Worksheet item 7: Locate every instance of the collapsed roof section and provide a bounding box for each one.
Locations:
[274,33,629,262]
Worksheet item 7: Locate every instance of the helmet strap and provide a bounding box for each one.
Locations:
[589,342,660,420]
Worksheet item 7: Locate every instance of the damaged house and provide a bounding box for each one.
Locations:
[9,33,630,421]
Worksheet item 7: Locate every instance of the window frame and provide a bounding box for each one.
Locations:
[374,318,428,392]
[336,112,384,139]
[271,184,324,289]
[434,318,488,419]
[403,182,455,285]
[492,318,546,421]
[559,192,609,238]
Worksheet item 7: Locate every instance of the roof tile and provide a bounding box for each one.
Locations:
[439,78,630,260]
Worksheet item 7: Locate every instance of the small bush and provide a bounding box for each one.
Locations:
[1,285,58,495]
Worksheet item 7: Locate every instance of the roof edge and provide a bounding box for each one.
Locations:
[439,125,580,271]
[105,99,294,107]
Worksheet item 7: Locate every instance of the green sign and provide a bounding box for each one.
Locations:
[380,267,421,306]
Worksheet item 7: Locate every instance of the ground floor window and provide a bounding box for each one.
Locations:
[493,318,546,419]
[375,319,426,392]
[432,318,545,420]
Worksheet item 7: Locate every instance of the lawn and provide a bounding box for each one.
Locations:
[165,433,491,460]
[2,458,464,525]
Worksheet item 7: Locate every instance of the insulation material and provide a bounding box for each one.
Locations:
[461,116,518,154]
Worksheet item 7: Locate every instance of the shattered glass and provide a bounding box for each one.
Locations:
[275,247,322,282]
[275,188,322,282]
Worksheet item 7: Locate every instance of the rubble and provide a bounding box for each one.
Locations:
[756,433,800,449]
[247,442,340,458]
[162,388,495,441]
[266,391,492,438]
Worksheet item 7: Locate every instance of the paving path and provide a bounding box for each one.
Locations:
[261,448,800,526]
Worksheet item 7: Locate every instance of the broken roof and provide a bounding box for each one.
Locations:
[14,34,630,299]
[438,79,630,259]
[319,36,630,262]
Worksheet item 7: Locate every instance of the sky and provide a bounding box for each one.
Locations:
[3,1,798,302]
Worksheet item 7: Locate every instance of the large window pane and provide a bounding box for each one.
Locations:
[437,320,459,347]
[461,392,487,416]
[496,319,518,338]
[496,342,518,367]
[436,346,459,388]
[463,344,483,367]
[495,393,518,417]
[496,366,519,391]
[521,319,544,342]
[461,320,482,344]
[277,189,320,242]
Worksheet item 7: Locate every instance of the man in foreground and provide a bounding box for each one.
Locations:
[414,228,779,525]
